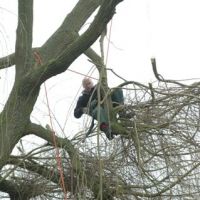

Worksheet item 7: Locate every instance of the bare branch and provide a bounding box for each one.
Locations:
[15,0,33,74]
[33,0,123,84]
[151,57,187,87]
[0,53,15,69]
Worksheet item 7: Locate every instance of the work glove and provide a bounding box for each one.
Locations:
[82,107,88,114]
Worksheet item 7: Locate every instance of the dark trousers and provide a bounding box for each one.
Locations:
[90,88,124,124]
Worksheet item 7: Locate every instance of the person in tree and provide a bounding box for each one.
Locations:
[74,77,124,140]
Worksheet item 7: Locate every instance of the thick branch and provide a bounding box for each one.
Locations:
[32,0,123,84]
[26,123,116,199]
[27,123,75,157]
[40,0,103,64]
[0,0,102,71]
[7,156,75,194]
[0,53,15,69]
[60,0,103,32]
[85,48,103,71]
[15,0,33,75]
[26,123,83,175]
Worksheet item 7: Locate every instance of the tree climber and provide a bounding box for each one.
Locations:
[74,77,124,140]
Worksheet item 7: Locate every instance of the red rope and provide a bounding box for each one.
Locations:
[34,51,68,200]
[33,18,114,196]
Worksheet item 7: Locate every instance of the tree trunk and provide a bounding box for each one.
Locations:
[0,0,124,198]
[0,80,39,168]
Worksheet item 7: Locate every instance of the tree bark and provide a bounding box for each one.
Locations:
[0,0,123,198]
[0,0,35,169]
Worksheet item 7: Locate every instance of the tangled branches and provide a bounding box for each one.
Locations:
[2,65,200,199]
[102,61,200,199]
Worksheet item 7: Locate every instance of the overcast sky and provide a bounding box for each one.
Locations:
[1,0,200,140]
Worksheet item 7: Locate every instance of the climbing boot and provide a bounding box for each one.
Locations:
[100,123,114,140]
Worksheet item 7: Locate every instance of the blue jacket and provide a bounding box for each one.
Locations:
[74,86,124,118]
[74,86,97,118]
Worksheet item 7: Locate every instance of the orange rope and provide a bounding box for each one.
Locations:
[34,51,68,200]
[33,18,114,197]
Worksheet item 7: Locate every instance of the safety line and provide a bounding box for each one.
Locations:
[105,19,113,65]
[67,68,98,80]
[34,51,68,200]
[97,19,114,200]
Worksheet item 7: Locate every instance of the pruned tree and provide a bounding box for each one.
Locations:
[1,1,200,200]
[0,0,123,199]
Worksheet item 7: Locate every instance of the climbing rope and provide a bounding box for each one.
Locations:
[33,51,68,200]
[105,19,113,65]
[67,68,98,81]
[97,19,114,200]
